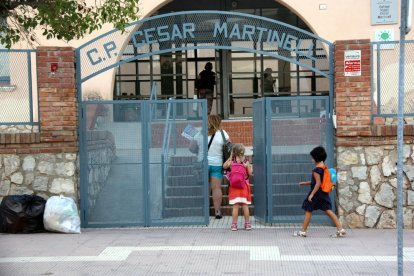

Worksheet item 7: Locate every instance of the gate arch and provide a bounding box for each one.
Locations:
[76,10,333,97]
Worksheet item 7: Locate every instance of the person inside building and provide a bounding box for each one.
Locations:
[263,67,276,95]
[195,62,216,115]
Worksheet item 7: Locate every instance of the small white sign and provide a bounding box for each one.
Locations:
[371,0,398,25]
[344,50,361,77]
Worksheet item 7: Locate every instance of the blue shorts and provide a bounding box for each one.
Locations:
[208,165,223,179]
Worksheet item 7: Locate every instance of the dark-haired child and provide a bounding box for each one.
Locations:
[294,146,346,238]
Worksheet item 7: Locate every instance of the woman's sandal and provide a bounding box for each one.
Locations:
[215,210,222,219]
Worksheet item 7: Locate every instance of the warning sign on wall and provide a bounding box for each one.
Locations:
[344,50,361,76]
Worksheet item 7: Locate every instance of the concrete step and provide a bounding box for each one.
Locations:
[163,196,204,208]
[167,175,201,186]
[167,166,199,176]
[165,186,203,197]
[162,207,204,217]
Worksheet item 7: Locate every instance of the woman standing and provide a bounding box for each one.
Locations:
[207,115,230,218]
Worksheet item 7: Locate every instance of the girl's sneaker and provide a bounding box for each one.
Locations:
[231,223,238,231]
[334,228,346,237]
[244,222,252,230]
[293,230,307,237]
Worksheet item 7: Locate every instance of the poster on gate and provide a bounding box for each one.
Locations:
[344,50,361,77]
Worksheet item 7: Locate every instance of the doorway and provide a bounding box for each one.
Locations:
[112,1,331,119]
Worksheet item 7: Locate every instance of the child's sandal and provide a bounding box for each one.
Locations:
[293,230,307,237]
[230,223,238,231]
[336,228,346,237]
[244,222,252,230]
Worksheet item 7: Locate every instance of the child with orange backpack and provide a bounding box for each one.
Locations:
[294,146,346,238]
[223,143,253,231]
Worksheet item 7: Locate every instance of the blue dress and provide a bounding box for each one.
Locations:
[302,167,332,212]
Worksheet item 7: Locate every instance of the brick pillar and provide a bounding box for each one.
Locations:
[334,40,371,145]
[37,47,78,152]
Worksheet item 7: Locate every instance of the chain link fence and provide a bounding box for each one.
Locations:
[0,49,38,132]
[371,40,414,123]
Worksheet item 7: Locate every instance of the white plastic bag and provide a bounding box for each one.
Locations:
[43,195,81,234]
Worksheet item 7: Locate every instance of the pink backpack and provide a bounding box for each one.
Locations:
[228,161,247,189]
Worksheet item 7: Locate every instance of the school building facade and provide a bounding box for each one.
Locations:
[0,0,414,228]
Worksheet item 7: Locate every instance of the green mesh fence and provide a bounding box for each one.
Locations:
[372,40,414,118]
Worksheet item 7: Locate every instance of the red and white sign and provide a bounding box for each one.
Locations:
[344,50,361,76]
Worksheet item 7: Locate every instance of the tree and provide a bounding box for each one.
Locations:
[0,0,140,48]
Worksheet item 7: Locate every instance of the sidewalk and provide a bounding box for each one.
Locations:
[1,219,413,275]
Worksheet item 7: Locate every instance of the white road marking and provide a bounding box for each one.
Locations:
[0,246,413,263]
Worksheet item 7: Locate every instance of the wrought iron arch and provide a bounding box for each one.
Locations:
[76,10,333,85]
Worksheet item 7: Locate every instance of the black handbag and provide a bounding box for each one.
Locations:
[220,130,233,162]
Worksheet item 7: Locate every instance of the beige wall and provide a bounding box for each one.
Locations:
[18,0,414,48]
[283,0,414,41]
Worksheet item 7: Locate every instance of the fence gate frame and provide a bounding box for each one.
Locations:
[75,10,335,227]
[253,96,334,225]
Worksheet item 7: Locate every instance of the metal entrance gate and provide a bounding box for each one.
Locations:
[253,96,334,224]
[75,10,335,227]
[79,99,209,227]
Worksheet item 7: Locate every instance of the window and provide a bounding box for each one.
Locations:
[0,44,10,85]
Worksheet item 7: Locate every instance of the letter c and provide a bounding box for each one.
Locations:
[86,48,102,66]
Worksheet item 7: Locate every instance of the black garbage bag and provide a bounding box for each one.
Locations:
[0,195,46,233]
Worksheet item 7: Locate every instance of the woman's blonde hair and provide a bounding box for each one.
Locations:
[208,114,222,135]
[232,143,245,158]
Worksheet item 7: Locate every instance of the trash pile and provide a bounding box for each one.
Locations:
[0,194,81,234]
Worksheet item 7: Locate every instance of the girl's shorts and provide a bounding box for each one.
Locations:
[208,165,223,179]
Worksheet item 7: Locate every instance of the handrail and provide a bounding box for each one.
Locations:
[149,82,157,123]
[150,82,157,100]
[160,98,174,210]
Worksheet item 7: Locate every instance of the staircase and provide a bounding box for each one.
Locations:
[162,155,255,218]
[162,156,204,218]
[162,152,315,219]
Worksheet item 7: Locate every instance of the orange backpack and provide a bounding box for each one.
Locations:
[317,165,335,193]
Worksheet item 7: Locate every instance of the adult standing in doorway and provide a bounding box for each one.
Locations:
[263,67,276,95]
[207,114,230,219]
[263,67,279,114]
[196,62,216,115]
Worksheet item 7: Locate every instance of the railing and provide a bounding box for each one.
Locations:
[149,82,157,100]
[371,40,414,122]
[149,82,158,123]
[0,49,38,131]
[160,98,174,213]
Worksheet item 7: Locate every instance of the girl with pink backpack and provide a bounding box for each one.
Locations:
[223,143,253,231]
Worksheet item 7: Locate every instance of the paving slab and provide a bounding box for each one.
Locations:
[0,221,413,275]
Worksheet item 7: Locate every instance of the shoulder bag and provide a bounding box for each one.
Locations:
[220,130,233,163]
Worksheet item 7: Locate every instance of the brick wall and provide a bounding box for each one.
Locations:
[334,40,414,229]
[335,40,372,142]
[334,39,414,146]
[221,120,253,145]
